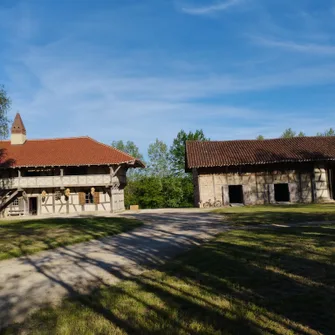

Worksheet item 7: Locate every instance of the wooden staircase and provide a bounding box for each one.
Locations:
[0,189,22,212]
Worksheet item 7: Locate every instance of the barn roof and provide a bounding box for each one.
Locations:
[186,137,335,169]
[0,136,145,168]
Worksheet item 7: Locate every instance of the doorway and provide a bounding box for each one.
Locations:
[228,185,244,204]
[274,184,290,202]
[328,168,335,200]
[29,197,38,215]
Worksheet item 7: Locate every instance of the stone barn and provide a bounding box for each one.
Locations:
[185,137,335,207]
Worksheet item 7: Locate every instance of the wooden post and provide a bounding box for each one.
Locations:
[18,169,21,189]
[52,192,56,214]
[110,186,114,213]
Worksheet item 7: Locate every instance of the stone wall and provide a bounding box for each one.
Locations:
[194,166,327,206]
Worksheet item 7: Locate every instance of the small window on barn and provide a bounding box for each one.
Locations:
[85,192,94,204]
[228,185,244,204]
[274,183,290,202]
[12,198,19,206]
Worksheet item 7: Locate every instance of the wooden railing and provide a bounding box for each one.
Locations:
[0,174,126,189]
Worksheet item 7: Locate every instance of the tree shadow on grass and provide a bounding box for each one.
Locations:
[0,216,143,260]
[1,215,334,334]
[220,210,335,226]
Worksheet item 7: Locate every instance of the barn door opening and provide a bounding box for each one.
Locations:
[228,185,244,204]
[29,197,38,215]
[328,168,335,200]
[274,184,290,202]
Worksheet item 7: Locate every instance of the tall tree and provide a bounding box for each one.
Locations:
[317,128,335,136]
[170,129,209,175]
[147,139,170,177]
[256,135,264,140]
[0,85,11,139]
[111,140,144,160]
[281,128,296,138]
[297,131,306,137]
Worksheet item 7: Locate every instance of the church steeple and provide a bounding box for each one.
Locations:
[11,113,27,145]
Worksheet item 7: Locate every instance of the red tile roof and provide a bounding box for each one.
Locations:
[0,136,145,168]
[186,137,335,169]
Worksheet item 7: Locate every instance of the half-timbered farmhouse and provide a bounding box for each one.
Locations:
[0,113,144,217]
[186,138,335,207]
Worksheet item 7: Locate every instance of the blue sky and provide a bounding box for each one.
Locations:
[1,0,335,155]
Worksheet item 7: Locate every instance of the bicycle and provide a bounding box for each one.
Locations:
[203,198,222,208]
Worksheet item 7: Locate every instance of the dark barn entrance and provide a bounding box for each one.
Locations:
[274,184,290,202]
[229,185,244,204]
[29,197,38,215]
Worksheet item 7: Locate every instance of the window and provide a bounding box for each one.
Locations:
[85,191,94,204]
[228,185,244,204]
[12,198,19,206]
[274,183,290,202]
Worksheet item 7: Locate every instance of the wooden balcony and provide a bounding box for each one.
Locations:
[0,174,125,190]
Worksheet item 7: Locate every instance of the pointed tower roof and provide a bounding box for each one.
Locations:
[11,113,26,135]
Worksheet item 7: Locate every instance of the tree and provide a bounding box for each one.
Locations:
[297,131,306,137]
[161,176,183,208]
[132,176,164,209]
[111,140,144,160]
[170,129,209,175]
[0,85,11,139]
[281,128,296,138]
[112,140,145,181]
[256,135,264,140]
[147,139,170,177]
[317,128,335,136]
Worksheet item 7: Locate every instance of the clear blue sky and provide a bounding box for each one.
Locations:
[1,0,334,154]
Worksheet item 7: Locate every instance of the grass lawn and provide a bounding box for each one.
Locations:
[4,223,335,334]
[213,203,335,226]
[0,217,143,260]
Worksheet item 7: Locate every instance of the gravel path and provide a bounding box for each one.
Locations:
[0,210,227,329]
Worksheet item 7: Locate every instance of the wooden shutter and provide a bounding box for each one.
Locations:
[93,192,100,204]
[79,192,85,205]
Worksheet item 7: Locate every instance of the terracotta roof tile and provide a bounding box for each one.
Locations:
[186,137,335,169]
[0,136,145,168]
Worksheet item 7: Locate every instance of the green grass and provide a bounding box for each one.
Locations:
[0,217,143,260]
[4,223,335,335]
[213,203,335,226]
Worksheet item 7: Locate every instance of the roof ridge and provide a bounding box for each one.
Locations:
[0,136,92,142]
[187,136,331,144]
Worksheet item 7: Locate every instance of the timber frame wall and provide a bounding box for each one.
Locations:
[193,162,335,206]
[1,165,128,216]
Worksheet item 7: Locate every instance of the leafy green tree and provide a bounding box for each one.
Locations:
[280,129,305,138]
[147,139,170,177]
[179,174,195,207]
[133,176,164,209]
[162,176,183,208]
[256,135,264,140]
[0,85,11,139]
[316,128,335,136]
[170,129,209,175]
[111,140,144,160]
[112,140,145,180]
[281,128,296,138]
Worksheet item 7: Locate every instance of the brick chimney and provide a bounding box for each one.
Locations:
[11,113,27,145]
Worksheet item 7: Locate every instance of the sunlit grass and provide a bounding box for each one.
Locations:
[0,217,143,260]
[5,223,335,335]
[213,203,335,225]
